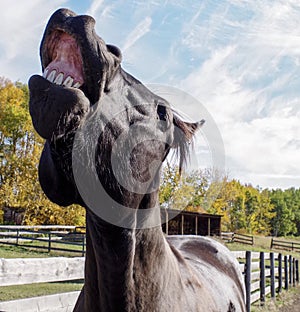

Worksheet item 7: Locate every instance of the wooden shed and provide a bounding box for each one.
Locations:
[161,209,222,236]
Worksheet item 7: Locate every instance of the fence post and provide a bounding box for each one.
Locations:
[289,255,292,286]
[260,252,265,305]
[296,260,299,284]
[271,238,273,249]
[284,255,289,290]
[16,228,19,246]
[245,251,251,312]
[292,258,296,287]
[81,234,85,257]
[270,252,275,299]
[48,232,51,253]
[278,253,282,293]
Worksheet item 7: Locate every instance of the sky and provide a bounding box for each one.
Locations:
[0,0,299,190]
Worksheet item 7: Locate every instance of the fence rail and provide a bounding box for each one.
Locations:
[1,227,256,256]
[271,238,300,252]
[222,232,254,245]
[0,226,86,256]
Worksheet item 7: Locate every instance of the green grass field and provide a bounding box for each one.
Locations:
[0,281,83,301]
[0,244,51,259]
[0,240,84,258]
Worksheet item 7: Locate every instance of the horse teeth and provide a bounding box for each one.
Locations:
[63,76,74,87]
[47,70,56,82]
[73,82,81,88]
[54,73,64,85]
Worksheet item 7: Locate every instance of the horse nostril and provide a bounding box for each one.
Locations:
[80,15,96,28]
[157,104,167,121]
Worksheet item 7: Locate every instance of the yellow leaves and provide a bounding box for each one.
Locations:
[0,76,85,226]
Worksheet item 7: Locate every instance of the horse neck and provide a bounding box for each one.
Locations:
[84,209,179,311]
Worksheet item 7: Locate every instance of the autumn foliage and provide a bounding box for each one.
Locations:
[0,78,85,225]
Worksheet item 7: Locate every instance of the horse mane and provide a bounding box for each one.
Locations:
[172,109,204,173]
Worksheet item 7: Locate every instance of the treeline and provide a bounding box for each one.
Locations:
[0,78,85,225]
[0,77,299,236]
[159,165,300,236]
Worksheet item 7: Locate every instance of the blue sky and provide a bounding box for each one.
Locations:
[0,0,300,189]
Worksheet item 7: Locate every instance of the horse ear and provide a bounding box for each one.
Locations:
[172,113,205,172]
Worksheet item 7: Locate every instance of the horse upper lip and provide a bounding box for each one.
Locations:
[42,29,84,89]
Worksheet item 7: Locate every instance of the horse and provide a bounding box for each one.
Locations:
[29,8,246,312]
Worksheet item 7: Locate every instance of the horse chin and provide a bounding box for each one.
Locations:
[28,74,90,139]
[30,74,88,104]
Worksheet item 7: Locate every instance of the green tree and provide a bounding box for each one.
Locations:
[270,189,296,236]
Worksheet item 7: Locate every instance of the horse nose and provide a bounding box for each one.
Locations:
[78,15,96,28]
[71,15,96,30]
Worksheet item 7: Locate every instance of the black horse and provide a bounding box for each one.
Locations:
[29,9,245,312]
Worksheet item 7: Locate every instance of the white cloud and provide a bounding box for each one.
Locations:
[179,0,300,189]
[122,17,152,52]
[0,0,67,81]
[86,0,104,16]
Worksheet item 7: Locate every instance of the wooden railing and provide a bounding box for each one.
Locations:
[271,238,300,252]
[0,226,86,256]
[233,250,299,312]
[222,232,254,245]
[0,257,84,312]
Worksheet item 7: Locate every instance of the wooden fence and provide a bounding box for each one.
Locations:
[0,257,84,312]
[0,227,255,257]
[0,226,86,256]
[232,250,299,312]
[0,251,298,312]
[271,238,300,252]
[222,232,254,245]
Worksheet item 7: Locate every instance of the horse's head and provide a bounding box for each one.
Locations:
[28,9,203,224]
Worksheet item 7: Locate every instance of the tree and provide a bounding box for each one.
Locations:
[0,77,85,226]
[252,189,275,235]
[270,189,297,236]
[159,165,217,212]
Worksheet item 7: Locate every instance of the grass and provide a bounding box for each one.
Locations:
[0,241,84,258]
[0,281,83,301]
[250,285,300,312]
[0,244,51,258]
